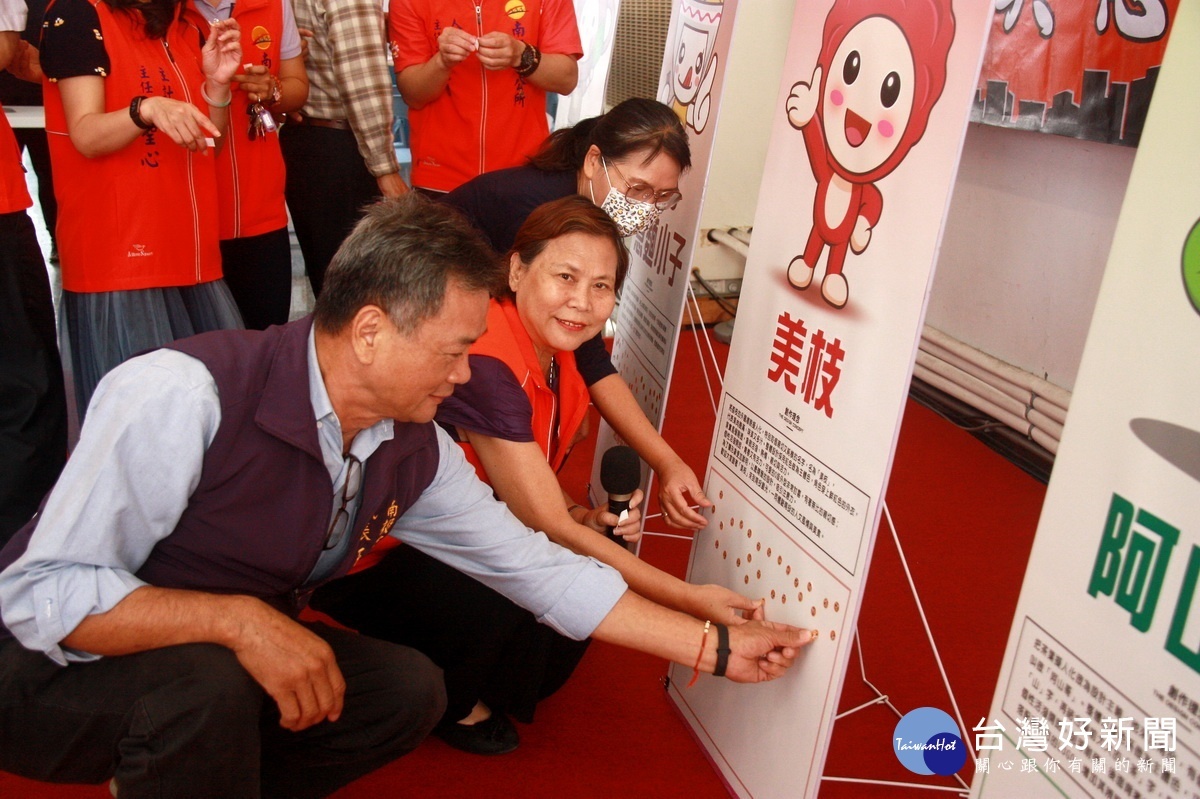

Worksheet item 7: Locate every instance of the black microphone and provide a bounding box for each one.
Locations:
[601,445,641,544]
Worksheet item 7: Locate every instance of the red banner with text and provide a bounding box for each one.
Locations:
[972,0,1178,145]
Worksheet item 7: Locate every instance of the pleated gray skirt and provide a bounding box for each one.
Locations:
[62,280,244,417]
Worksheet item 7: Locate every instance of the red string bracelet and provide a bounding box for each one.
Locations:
[687,619,711,687]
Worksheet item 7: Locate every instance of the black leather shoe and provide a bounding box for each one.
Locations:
[433,712,520,755]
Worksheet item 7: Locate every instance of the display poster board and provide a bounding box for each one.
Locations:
[665,1,992,796]
[553,0,621,129]
[970,4,1200,797]
[589,0,736,511]
[971,0,1178,146]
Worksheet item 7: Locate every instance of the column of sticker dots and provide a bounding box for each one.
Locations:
[710,488,839,641]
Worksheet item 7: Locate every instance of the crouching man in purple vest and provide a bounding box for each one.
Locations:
[0,194,816,798]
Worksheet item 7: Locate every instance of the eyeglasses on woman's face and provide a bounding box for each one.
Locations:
[604,158,683,211]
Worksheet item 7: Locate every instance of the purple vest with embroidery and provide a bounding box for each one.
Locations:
[0,318,440,627]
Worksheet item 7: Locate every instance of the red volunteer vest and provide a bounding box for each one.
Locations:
[459,299,590,478]
[0,110,31,214]
[395,0,556,192]
[184,0,287,240]
[43,0,222,292]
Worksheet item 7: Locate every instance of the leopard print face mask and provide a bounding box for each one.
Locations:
[591,160,662,237]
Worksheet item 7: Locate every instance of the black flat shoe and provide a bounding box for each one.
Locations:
[433,712,519,755]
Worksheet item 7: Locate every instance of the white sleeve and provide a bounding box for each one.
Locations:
[0,0,26,32]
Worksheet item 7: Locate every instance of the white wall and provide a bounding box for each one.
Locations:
[925,123,1137,392]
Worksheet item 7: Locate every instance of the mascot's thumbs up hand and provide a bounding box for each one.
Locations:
[850,215,872,254]
[786,65,821,130]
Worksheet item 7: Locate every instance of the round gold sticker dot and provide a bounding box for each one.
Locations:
[834,602,840,612]
[823,598,829,609]
[830,630,837,641]
[810,606,816,616]
[744,575,749,584]
[807,582,813,592]
[770,589,776,599]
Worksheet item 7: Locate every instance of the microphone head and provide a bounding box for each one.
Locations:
[601,446,641,495]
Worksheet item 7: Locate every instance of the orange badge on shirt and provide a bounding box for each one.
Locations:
[505,0,526,21]
[252,25,272,50]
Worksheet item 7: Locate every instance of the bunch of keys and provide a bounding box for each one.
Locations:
[248,101,277,141]
[244,64,280,141]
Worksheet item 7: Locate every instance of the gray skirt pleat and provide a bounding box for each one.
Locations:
[62,280,244,417]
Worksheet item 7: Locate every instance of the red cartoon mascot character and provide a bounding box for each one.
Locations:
[785,0,955,308]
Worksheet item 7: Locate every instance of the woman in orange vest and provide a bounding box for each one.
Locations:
[40,0,244,413]
[184,0,309,330]
[311,197,761,755]
[443,99,713,533]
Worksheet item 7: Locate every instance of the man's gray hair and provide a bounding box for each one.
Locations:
[313,194,503,335]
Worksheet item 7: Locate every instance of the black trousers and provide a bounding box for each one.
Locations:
[0,623,445,798]
[221,227,293,330]
[310,545,590,725]
[0,210,66,546]
[279,124,381,298]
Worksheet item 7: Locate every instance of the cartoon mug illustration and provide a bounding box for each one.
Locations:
[785,0,955,309]
[658,0,723,134]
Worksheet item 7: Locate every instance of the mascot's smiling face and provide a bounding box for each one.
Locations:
[822,16,915,176]
[672,23,711,104]
[815,0,956,184]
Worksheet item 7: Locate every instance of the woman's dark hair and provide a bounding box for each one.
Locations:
[529,98,691,174]
[503,196,630,300]
[107,0,183,40]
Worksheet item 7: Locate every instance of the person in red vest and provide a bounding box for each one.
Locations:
[311,197,764,754]
[0,0,67,546]
[390,0,581,193]
[184,0,309,329]
[40,0,244,413]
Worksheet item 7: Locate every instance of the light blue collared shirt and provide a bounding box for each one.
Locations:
[0,331,625,664]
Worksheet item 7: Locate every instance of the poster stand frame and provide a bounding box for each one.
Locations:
[633,283,731,543]
[660,285,978,796]
[820,502,976,797]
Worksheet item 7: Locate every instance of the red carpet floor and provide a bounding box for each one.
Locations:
[0,327,1046,798]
